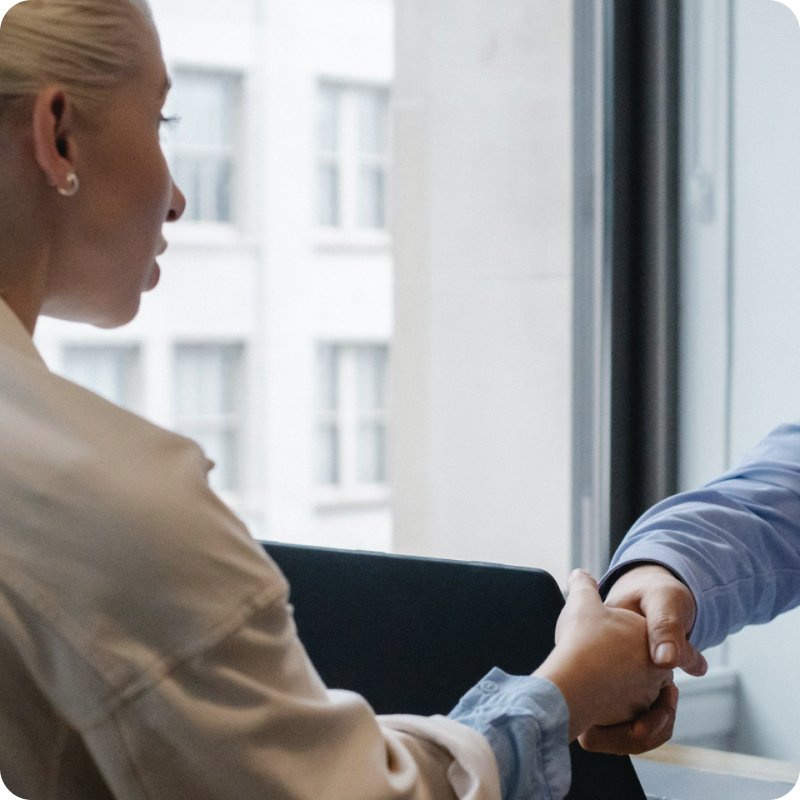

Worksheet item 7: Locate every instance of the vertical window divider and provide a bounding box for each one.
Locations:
[572,0,683,571]
[572,0,615,576]
[607,0,682,553]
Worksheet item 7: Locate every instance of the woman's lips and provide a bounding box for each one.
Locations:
[144,261,161,291]
[145,242,168,291]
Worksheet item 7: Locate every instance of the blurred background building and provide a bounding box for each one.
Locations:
[37,0,397,551]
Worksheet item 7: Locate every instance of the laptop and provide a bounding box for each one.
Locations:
[264,542,648,800]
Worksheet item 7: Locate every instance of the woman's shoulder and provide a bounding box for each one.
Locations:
[0,356,288,691]
[0,358,271,576]
[0,348,205,493]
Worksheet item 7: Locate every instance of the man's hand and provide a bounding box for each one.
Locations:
[605,564,707,674]
[578,564,708,755]
[534,570,674,742]
[579,683,679,755]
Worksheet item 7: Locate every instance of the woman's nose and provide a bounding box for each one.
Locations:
[166,179,186,223]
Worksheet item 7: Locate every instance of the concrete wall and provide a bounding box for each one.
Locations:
[391,0,574,580]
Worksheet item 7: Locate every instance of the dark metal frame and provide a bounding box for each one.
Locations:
[609,0,682,550]
[572,0,683,566]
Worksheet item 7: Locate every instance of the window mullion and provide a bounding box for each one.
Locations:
[340,91,359,232]
[339,347,359,489]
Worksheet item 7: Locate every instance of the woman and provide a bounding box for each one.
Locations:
[0,2,673,798]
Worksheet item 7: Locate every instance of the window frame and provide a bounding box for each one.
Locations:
[314,341,391,509]
[313,79,392,251]
[172,341,248,502]
[59,343,143,413]
[571,0,683,574]
[162,66,244,230]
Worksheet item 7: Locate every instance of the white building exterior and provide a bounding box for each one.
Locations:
[35,0,396,552]
[35,0,578,582]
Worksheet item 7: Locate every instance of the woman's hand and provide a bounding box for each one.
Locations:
[533,570,674,742]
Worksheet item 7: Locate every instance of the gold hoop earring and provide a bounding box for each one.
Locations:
[57,173,80,197]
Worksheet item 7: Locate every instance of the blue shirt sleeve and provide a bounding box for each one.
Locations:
[449,668,571,800]
[602,421,800,651]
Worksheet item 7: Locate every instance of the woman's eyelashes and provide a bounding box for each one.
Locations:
[159,114,180,143]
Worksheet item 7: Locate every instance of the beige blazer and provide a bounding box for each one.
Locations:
[0,298,501,800]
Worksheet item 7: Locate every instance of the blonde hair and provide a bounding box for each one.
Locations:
[0,0,156,120]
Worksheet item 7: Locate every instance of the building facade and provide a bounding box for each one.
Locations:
[35,0,396,551]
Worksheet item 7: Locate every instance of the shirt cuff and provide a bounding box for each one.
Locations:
[599,557,690,597]
[449,668,571,800]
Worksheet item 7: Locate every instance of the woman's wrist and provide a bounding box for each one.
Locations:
[533,653,597,742]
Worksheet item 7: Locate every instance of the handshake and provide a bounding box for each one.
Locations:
[534,565,708,754]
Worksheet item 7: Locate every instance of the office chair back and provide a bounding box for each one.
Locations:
[264,542,646,800]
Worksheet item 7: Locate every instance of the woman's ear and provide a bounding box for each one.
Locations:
[31,87,78,193]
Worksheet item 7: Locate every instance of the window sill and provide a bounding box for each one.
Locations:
[314,486,391,512]
[671,667,739,747]
[169,222,256,250]
[313,228,392,254]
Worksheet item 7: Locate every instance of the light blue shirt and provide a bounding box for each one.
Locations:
[449,669,571,800]
[605,421,800,651]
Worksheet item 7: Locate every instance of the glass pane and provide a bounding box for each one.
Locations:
[175,347,213,416]
[216,159,233,222]
[319,85,340,153]
[357,89,388,156]
[174,345,241,416]
[162,72,236,224]
[318,164,340,226]
[357,166,386,229]
[356,346,387,412]
[316,423,340,485]
[199,160,215,222]
[357,421,386,484]
[679,0,800,761]
[168,73,233,147]
[316,345,339,412]
[62,346,138,410]
[174,156,202,221]
[173,157,232,223]
[173,345,242,493]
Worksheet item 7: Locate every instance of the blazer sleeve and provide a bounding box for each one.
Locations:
[81,588,502,800]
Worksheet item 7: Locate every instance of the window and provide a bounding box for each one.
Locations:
[316,84,390,231]
[162,71,239,223]
[317,86,341,227]
[678,0,800,761]
[173,344,245,494]
[61,345,140,411]
[356,90,390,229]
[316,344,389,492]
